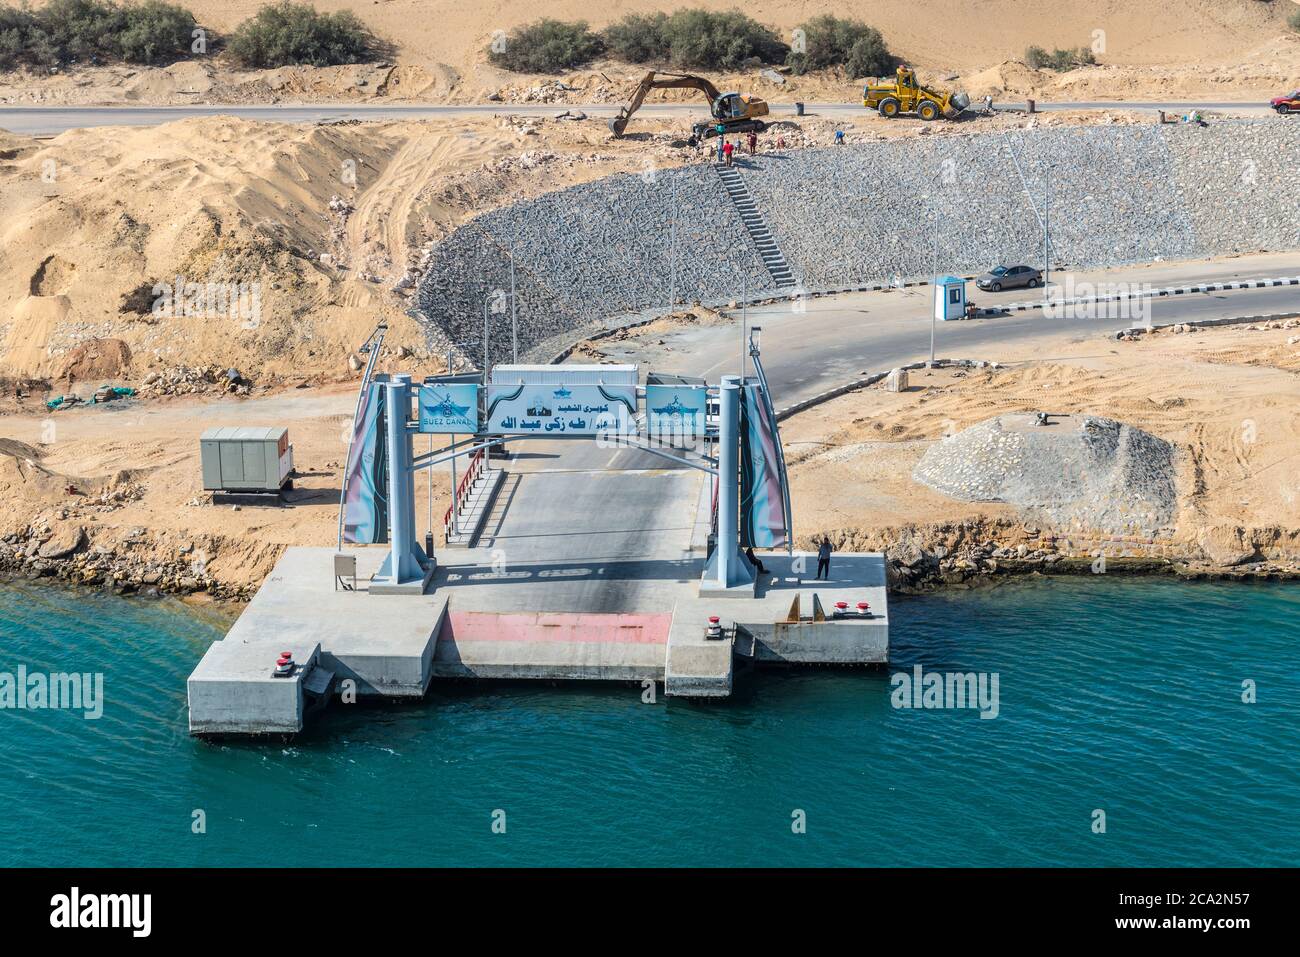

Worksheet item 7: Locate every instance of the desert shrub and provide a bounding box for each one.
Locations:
[487,19,603,73]
[1025,44,1096,71]
[226,2,380,68]
[37,0,123,62]
[117,1,197,64]
[0,8,44,69]
[601,12,668,63]
[0,0,198,69]
[600,7,786,70]
[785,15,893,77]
[661,8,786,70]
[1289,11,1300,33]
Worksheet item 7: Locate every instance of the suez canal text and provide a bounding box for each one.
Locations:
[1119,892,1250,908]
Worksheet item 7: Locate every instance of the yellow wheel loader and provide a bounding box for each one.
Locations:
[608,70,770,143]
[863,65,969,120]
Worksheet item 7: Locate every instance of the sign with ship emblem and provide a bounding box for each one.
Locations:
[486,382,637,435]
[645,384,709,436]
[417,383,480,433]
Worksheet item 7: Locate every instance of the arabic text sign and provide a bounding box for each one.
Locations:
[417,383,479,434]
[486,383,637,435]
[645,384,708,436]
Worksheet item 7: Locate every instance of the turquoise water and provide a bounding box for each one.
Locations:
[0,577,1296,867]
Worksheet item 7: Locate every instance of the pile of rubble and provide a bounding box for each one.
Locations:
[139,366,251,397]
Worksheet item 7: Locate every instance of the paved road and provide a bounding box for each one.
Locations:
[470,254,1297,570]
[465,441,701,611]
[0,99,1278,135]
[600,256,1300,405]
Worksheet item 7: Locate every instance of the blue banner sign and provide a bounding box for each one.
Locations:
[645,384,708,436]
[417,383,479,434]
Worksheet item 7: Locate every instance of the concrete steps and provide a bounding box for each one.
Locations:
[476,471,523,548]
[444,467,506,548]
[714,163,795,289]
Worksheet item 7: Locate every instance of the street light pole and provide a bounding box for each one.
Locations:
[510,247,518,363]
[741,271,747,380]
[669,174,678,309]
[930,206,939,367]
[1043,168,1051,300]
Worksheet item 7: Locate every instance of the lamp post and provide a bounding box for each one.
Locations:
[930,203,940,367]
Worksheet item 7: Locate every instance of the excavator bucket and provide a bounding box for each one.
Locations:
[608,113,629,137]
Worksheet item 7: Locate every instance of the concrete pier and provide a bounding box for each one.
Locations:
[187,454,889,735]
[187,544,888,734]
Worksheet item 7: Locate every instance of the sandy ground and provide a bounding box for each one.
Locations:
[778,319,1300,565]
[2,312,1296,602]
[0,382,459,593]
[0,1,1297,106]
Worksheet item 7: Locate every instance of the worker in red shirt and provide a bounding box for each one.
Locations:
[722,138,734,166]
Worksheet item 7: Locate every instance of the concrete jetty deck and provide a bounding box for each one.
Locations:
[187,543,889,735]
[187,451,889,736]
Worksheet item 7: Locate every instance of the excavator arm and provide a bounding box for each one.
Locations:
[608,71,724,137]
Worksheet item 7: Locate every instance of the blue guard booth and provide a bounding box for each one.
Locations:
[934,275,967,321]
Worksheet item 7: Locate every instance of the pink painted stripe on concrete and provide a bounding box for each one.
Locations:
[442,612,672,645]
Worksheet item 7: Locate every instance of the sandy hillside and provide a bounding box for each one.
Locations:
[0,104,1155,397]
[0,113,702,390]
[0,0,1296,104]
[127,0,1300,72]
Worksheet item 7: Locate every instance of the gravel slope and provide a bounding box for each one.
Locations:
[415,119,1300,362]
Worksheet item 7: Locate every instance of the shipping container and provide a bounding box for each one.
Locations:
[200,427,294,493]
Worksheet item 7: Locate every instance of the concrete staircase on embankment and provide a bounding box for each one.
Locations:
[714,163,795,289]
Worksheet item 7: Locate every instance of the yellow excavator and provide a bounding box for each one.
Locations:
[863,65,969,120]
[608,70,769,143]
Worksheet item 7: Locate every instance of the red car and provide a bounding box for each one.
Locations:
[1271,90,1300,114]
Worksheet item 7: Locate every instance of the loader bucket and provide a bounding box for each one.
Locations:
[946,91,971,117]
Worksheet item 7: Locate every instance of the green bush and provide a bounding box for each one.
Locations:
[1025,44,1096,72]
[0,8,44,70]
[0,0,196,69]
[601,12,668,63]
[663,8,786,70]
[227,2,381,68]
[600,7,787,71]
[118,1,197,65]
[37,0,121,63]
[1289,11,1300,33]
[785,14,893,77]
[487,19,603,73]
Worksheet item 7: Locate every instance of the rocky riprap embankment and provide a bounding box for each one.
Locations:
[912,413,1178,539]
[415,120,1298,362]
[807,517,1300,594]
[415,164,773,366]
[0,518,255,602]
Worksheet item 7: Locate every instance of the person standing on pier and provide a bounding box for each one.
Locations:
[816,538,834,580]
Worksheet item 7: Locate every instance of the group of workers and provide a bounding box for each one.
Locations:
[716,128,762,165]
